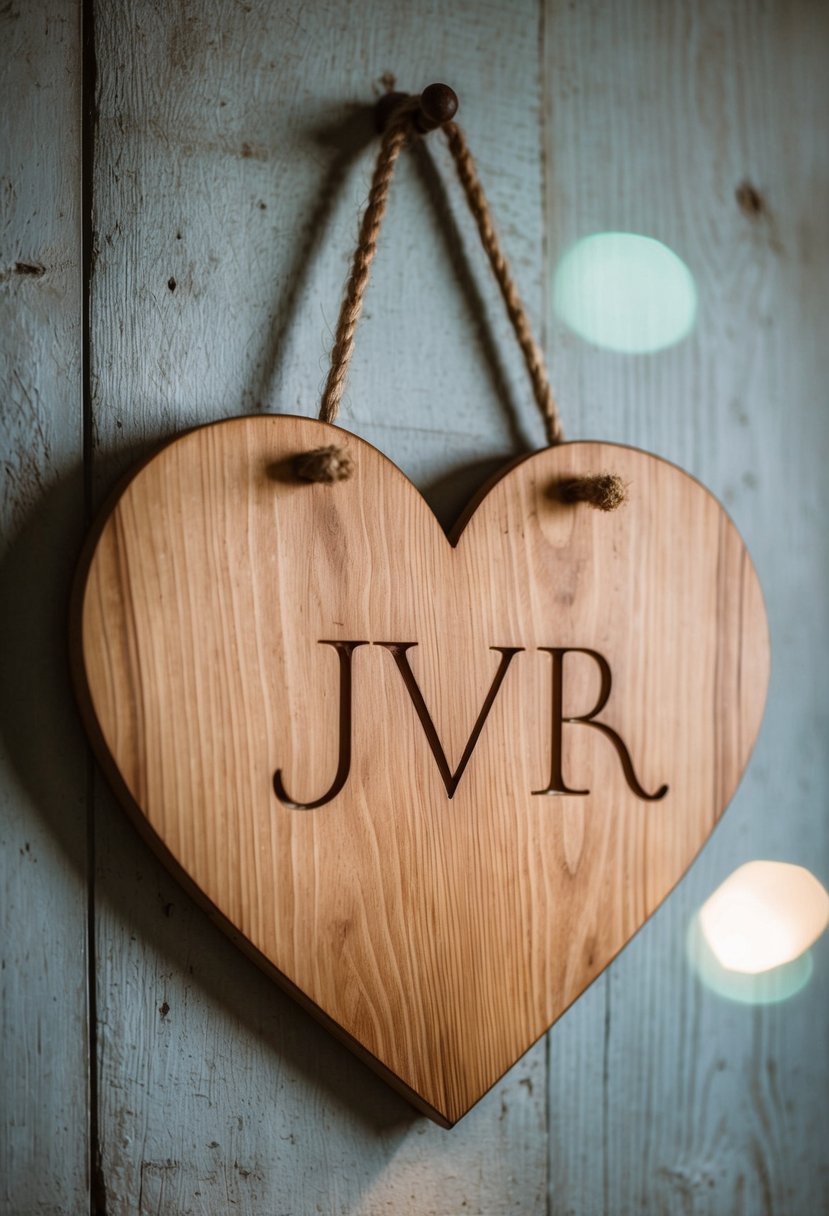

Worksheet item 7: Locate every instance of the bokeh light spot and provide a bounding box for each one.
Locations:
[553,231,697,353]
[687,861,829,1005]
[687,912,814,1005]
[700,861,829,973]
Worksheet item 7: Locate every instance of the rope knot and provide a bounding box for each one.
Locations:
[293,445,354,484]
[561,473,628,512]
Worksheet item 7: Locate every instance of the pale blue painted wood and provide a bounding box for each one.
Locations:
[544,3,829,1213]
[3,0,824,1212]
[0,2,89,1212]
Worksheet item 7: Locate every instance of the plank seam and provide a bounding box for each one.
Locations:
[82,0,107,1211]
[538,1,553,1210]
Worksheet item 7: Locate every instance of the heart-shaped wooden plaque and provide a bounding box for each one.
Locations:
[72,416,769,1126]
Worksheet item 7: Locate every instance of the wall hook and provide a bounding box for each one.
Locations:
[375,82,459,134]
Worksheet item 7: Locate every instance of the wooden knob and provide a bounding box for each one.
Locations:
[416,83,458,131]
[375,83,459,134]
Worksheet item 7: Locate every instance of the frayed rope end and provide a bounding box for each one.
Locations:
[561,473,628,511]
[293,445,354,484]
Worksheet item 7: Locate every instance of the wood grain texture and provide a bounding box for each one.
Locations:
[90,0,552,1207]
[74,416,768,1126]
[0,1,88,1211]
[543,1,829,1212]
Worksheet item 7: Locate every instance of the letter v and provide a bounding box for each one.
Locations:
[377,643,523,799]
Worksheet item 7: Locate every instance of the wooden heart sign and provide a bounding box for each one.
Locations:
[71,415,769,1126]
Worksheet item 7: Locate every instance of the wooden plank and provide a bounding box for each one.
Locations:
[73,417,768,1126]
[0,2,88,1212]
[91,0,548,1207]
[543,1,829,1212]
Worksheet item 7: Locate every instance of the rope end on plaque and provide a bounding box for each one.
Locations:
[293,445,354,484]
[561,473,628,511]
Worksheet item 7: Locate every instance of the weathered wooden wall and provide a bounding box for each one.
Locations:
[1,2,89,1213]
[2,0,828,1212]
[544,5,829,1213]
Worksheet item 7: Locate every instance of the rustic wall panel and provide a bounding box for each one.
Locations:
[2,0,826,1212]
[91,1,548,1211]
[543,2,829,1214]
[0,2,88,1212]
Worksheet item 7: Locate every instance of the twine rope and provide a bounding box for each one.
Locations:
[441,120,563,446]
[301,89,625,511]
[319,97,420,427]
[318,97,561,442]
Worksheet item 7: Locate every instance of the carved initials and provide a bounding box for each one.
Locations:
[532,647,668,801]
[273,640,368,809]
[377,643,523,798]
[273,641,668,809]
